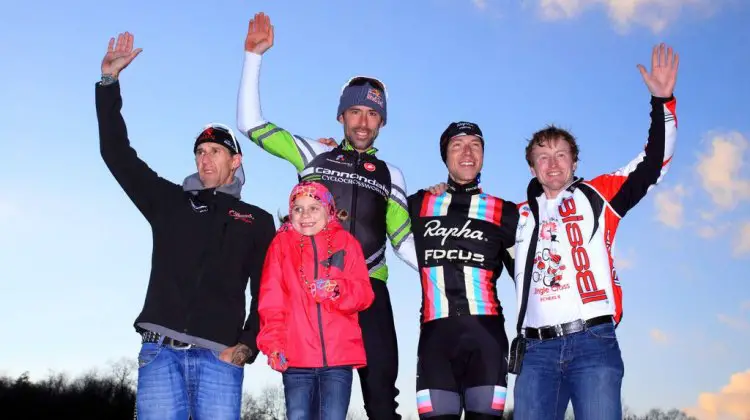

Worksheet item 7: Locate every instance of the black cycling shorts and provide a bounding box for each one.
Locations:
[416,315,509,418]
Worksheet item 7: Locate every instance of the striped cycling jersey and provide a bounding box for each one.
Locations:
[408,178,518,323]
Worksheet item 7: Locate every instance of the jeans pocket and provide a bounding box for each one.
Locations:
[587,323,617,340]
[137,343,162,369]
[524,338,544,351]
[210,349,245,370]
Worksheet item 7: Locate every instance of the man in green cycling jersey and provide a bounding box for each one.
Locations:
[236,12,417,419]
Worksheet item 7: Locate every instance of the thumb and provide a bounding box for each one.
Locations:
[130,48,143,60]
[636,64,648,80]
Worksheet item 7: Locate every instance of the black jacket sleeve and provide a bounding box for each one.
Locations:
[239,209,277,362]
[498,200,519,280]
[96,81,176,221]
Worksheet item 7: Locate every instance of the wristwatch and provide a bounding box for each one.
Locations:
[100,73,117,86]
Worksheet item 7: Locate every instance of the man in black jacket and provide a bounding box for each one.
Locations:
[95,32,276,420]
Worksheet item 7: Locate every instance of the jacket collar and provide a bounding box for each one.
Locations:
[340,138,378,155]
[446,177,482,195]
[181,164,245,199]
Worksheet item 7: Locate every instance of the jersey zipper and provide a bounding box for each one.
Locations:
[186,190,218,335]
[311,237,328,367]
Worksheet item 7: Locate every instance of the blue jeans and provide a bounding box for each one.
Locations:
[135,342,244,420]
[282,367,353,420]
[513,323,624,420]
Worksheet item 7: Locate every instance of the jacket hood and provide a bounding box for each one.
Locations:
[181,164,246,199]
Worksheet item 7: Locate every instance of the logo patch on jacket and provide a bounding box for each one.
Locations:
[229,209,254,224]
[322,249,346,270]
[189,197,208,213]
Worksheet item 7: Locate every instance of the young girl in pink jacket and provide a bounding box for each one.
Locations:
[256,181,374,420]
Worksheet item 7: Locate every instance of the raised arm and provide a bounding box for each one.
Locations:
[237,12,331,173]
[96,32,176,221]
[587,43,679,217]
[386,163,419,271]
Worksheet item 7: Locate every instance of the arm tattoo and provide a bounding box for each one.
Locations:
[231,344,251,365]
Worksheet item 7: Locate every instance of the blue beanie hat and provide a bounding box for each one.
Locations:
[337,81,387,126]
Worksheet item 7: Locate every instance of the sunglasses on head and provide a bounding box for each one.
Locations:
[196,122,239,154]
[342,76,388,99]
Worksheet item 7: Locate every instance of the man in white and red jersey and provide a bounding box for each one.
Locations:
[511,43,679,420]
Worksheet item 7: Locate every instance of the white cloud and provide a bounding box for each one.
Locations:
[684,369,750,420]
[614,248,636,270]
[654,184,686,228]
[697,226,719,238]
[697,222,734,239]
[649,328,670,345]
[472,0,488,10]
[717,313,750,332]
[535,0,717,33]
[616,255,634,270]
[732,221,750,258]
[696,131,750,211]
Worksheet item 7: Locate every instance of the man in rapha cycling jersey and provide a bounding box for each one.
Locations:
[408,122,518,419]
[237,12,417,419]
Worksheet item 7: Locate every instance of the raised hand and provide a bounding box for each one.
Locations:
[318,137,338,147]
[101,32,142,78]
[637,43,679,98]
[427,182,448,196]
[245,12,274,54]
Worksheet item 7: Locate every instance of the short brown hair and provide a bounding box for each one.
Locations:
[525,125,580,166]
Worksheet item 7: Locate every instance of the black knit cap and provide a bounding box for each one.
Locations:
[439,121,484,162]
[193,125,241,155]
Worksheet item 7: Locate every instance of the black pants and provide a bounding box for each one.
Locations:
[416,315,509,419]
[357,278,401,419]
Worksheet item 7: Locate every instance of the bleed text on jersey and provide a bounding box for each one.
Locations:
[559,197,607,304]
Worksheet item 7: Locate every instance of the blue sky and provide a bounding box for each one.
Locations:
[2,0,749,418]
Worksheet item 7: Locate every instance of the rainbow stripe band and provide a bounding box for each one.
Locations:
[416,389,433,414]
[420,193,452,217]
[463,266,498,316]
[469,194,503,225]
[491,386,507,410]
[421,266,449,321]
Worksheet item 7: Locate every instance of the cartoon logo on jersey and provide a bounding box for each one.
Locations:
[532,248,566,288]
[336,154,345,161]
[363,162,376,172]
[515,205,531,245]
[539,218,559,242]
